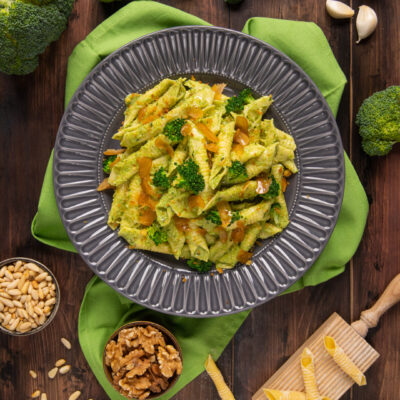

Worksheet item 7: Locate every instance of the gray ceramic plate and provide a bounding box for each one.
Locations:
[53,26,344,317]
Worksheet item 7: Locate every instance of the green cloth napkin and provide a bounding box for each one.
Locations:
[31,2,369,399]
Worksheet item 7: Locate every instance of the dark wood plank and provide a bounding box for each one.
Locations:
[350,1,400,399]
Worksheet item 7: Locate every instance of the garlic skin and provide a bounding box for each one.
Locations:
[326,0,354,19]
[356,5,378,43]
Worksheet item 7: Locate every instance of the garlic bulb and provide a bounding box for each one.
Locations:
[326,0,354,19]
[356,5,378,43]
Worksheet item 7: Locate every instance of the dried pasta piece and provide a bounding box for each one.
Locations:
[300,347,321,400]
[204,354,235,400]
[263,389,306,400]
[324,336,366,386]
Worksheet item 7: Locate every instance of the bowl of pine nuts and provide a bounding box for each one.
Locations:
[0,257,60,336]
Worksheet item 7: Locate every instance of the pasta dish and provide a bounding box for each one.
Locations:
[98,78,297,272]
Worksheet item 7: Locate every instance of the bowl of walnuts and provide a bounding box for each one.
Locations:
[103,321,183,400]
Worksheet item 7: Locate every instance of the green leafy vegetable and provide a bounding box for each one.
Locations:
[270,203,281,225]
[163,118,186,144]
[229,211,241,226]
[147,224,168,246]
[175,159,205,194]
[152,167,170,191]
[227,161,248,180]
[103,155,117,175]
[356,86,400,156]
[0,0,75,75]
[187,258,213,273]
[205,210,222,225]
[261,176,280,200]
[224,88,254,115]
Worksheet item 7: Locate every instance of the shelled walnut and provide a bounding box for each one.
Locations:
[105,325,182,399]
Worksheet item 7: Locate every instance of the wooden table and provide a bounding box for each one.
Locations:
[0,1,399,399]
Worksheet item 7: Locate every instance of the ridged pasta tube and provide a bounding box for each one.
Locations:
[263,390,306,400]
[300,347,321,400]
[204,355,235,400]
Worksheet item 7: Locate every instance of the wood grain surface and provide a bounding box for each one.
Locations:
[0,0,399,399]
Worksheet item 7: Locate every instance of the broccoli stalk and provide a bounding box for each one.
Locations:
[147,224,168,246]
[152,167,171,191]
[163,118,186,144]
[224,88,255,115]
[187,258,213,273]
[261,176,280,200]
[227,161,248,180]
[175,159,205,194]
[103,155,117,175]
[356,86,400,156]
[0,0,75,75]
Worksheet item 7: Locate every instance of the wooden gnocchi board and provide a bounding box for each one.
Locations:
[252,312,380,400]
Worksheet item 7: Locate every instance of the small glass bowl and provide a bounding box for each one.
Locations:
[103,321,183,399]
[0,257,60,336]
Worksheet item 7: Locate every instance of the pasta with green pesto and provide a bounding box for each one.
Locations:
[98,77,297,272]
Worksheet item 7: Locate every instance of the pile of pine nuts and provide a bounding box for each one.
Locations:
[0,260,57,334]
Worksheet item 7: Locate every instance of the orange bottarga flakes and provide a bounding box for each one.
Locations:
[216,201,232,228]
[196,123,218,143]
[155,137,174,157]
[211,83,226,100]
[231,221,245,243]
[188,195,205,209]
[235,116,249,133]
[237,249,253,264]
[233,129,250,145]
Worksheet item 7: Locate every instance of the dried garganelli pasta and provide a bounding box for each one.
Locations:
[300,348,323,400]
[99,77,297,272]
[263,389,306,400]
[204,354,235,400]
[323,336,366,386]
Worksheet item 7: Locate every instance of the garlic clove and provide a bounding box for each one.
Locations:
[356,5,378,43]
[326,0,355,19]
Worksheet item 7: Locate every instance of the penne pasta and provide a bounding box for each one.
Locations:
[263,389,306,400]
[300,347,321,400]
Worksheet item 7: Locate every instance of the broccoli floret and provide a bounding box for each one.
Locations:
[356,86,400,156]
[205,210,222,225]
[152,167,170,191]
[175,159,205,194]
[187,258,213,273]
[228,211,241,226]
[163,118,186,144]
[225,88,255,115]
[0,0,74,75]
[227,161,248,180]
[270,203,281,225]
[103,155,117,175]
[261,176,280,200]
[147,224,168,246]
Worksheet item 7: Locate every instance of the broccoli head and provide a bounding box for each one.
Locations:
[186,258,213,273]
[175,159,205,194]
[224,88,255,115]
[152,167,170,191]
[270,203,281,225]
[163,118,186,144]
[356,86,400,156]
[205,209,222,225]
[261,176,280,200]
[228,210,241,226]
[0,0,74,75]
[227,161,248,180]
[103,155,117,175]
[147,224,168,246]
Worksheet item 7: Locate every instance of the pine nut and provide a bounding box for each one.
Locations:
[13,272,22,278]
[34,306,43,316]
[15,260,23,269]
[0,267,6,278]
[13,300,22,308]
[0,297,14,308]
[38,315,46,325]
[31,390,41,398]
[7,280,19,290]
[25,263,40,273]
[32,281,39,290]
[8,288,21,297]
[36,272,48,282]
[31,290,39,301]
[8,318,19,331]
[46,276,52,281]
[5,271,13,281]
[0,302,3,312]
[61,337,72,350]
[19,321,31,330]
[29,369,37,379]
[59,364,71,374]
[3,313,11,325]
[45,298,56,307]
[41,393,47,400]
[21,281,29,294]
[55,358,66,367]
[38,288,44,300]
[68,391,81,400]
[0,291,11,299]
[48,367,58,379]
